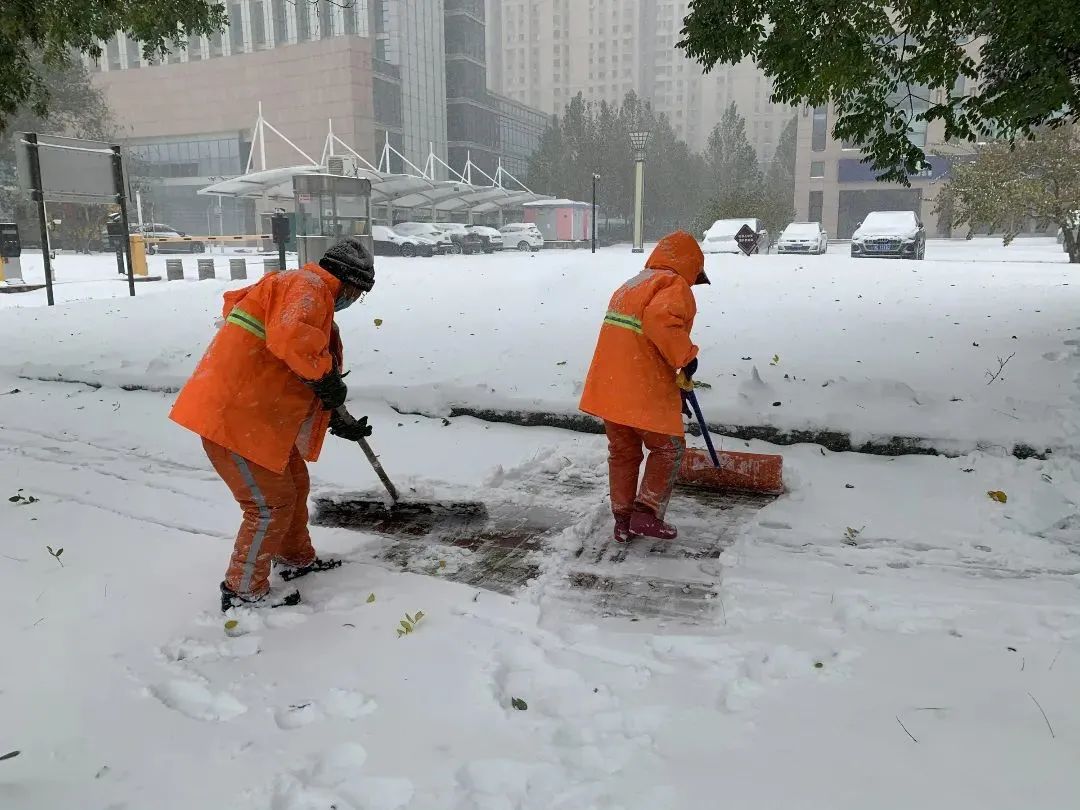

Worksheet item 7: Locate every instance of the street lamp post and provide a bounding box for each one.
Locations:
[629,130,650,253]
[591,173,600,253]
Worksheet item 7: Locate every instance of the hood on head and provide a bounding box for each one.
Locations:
[646,230,708,285]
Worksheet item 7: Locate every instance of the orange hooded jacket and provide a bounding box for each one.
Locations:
[579,231,706,436]
[169,263,344,473]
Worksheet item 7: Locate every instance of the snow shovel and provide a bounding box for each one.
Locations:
[678,387,785,495]
[312,408,488,534]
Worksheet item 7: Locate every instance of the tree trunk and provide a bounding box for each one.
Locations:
[1062,223,1080,264]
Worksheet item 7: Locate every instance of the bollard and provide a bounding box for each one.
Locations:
[165,259,184,281]
[229,257,247,280]
[263,256,280,274]
[197,258,216,280]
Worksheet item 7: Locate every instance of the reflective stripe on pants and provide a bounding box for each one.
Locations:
[604,420,685,520]
[202,438,316,596]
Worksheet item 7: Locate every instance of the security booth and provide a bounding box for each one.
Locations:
[293,174,372,268]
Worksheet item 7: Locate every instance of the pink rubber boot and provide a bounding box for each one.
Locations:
[629,509,678,540]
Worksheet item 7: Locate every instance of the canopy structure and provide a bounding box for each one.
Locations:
[197,109,553,218]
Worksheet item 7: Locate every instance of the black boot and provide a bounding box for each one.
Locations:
[220,581,301,613]
[276,557,344,582]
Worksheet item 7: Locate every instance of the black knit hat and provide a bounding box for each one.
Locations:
[319,237,375,292]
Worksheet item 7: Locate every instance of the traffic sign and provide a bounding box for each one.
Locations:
[735,224,760,256]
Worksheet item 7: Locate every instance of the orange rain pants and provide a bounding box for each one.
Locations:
[203,438,316,597]
[605,420,686,520]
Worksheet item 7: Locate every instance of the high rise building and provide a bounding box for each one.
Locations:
[89,1,377,234]
[369,0,448,168]
[445,0,548,178]
[485,0,793,161]
[86,1,547,232]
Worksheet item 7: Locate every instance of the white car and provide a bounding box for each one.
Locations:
[499,222,544,252]
[466,225,504,253]
[371,225,435,258]
[850,210,925,260]
[777,222,829,254]
[702,218,768,254]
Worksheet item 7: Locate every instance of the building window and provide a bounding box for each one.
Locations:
[318,1,334,38]
[251,1,267,48]
[811,105,827,152]
[810,161,825,179]
[271,0,287,44]
[296,3,310,42]
[125,36,141,68]
[808,190,824,224]
[107,36,122,70]
[229,4,245,52]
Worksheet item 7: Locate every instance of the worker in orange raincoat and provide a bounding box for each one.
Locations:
[579,230,709,542]
[170,238,376,612]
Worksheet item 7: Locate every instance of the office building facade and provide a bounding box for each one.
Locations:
[793,101,959,240]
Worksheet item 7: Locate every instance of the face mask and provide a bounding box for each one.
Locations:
[334,285,363,311]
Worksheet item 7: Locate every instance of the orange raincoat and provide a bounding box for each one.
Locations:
[579,231,704,436]
[170,263,344,473]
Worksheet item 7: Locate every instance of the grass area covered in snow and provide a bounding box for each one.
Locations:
[1,239,1079,809]
[3,238,1079,452]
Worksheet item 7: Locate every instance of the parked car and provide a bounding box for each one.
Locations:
[499,222,544,252]
[141,223,205,254]
[466,225,504,253]
[777,221,829,254]
[702,218,769,254]
[98,220,205,254]
[372,225,435,258]
[431,223,485,255]
[850,210,925,259]
[393,222,458,254]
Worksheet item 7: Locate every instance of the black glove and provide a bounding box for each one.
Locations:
[682,357,699,380]
[309,371,348,410]
[330,409,373,441]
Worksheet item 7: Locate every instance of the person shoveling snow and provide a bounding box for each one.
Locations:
[579,230,710,543]
[170,237,376,612]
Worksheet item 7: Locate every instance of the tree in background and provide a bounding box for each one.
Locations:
[0,55,116,244]
[527,91,707,238]
[1,1,227,131]
[936,127,1080,263]
[758,117,798,237]
[694,104,763,234]
[679,0,1080,183]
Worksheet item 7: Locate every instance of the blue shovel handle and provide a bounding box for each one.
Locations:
[682,388,721,467]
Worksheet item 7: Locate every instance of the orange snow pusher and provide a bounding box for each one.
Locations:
[677,384,784,495]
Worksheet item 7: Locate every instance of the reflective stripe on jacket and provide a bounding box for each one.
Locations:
[579,231,703,436]
[169,263,344,473]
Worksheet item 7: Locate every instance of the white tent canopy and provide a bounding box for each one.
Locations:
[197,111,554,218]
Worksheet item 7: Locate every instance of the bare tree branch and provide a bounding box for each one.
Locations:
[985,352,1016,385]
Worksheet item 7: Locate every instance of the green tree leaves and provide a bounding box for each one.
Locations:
[937,126,1080,262]
[678,0,1080,183]
[0,1,228,130]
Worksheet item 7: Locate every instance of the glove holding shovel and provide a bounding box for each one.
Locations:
[330,409,372,441]
[677,357,698,418]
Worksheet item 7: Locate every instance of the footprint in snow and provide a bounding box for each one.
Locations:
[267,744,414,810]
[275,689,377,730]
[149,679,247,722]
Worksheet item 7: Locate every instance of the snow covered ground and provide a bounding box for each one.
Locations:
[2,239,1079,809]
[3,238,1079,452]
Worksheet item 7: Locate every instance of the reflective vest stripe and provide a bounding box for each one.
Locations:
[603,311,643,334]
[227,308,266,340]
